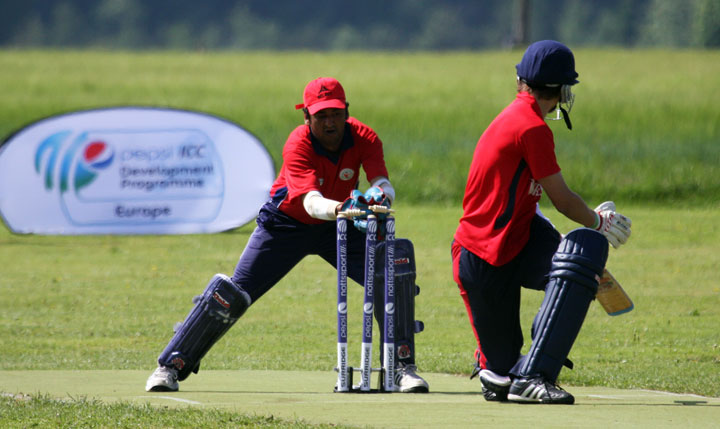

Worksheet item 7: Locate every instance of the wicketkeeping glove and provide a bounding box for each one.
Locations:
[363,186,391,209]
[593,201,632,249]
[339,190,371,219]
[352,186,392,237]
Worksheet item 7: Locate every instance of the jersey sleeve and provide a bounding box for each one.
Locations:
[520,124,561,180]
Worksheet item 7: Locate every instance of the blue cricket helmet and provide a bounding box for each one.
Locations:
[516,40,579,86]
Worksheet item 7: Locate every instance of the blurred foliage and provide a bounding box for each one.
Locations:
[1,0,719,50]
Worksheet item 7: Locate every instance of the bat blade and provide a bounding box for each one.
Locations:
[596,268,634,316]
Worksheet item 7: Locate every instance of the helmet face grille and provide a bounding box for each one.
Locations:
[547,85,575,130]
[560,85,575,113]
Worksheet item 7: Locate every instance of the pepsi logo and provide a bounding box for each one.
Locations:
[338,302,348,314]
[363,302,373,314]
[83,141,115,169]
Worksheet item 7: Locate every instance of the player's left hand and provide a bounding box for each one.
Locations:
[363,186,391,209]
[594,201,632,248]
[352,186,392,238]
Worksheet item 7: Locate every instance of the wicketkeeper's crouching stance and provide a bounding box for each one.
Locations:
[146,190,427,393]
[146,76,429,393]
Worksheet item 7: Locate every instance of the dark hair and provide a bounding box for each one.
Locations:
[521,79,561,100]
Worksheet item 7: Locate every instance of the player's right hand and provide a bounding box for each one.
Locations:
[594,201,632,248]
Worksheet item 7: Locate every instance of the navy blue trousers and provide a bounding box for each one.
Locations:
[231,203,367,303]
[453,215,561,375]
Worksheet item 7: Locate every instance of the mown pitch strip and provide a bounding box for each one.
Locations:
[1,370,718,428]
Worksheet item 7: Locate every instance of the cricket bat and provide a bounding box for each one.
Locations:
[596,268,634,316]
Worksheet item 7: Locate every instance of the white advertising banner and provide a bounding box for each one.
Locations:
[0,107,276,234]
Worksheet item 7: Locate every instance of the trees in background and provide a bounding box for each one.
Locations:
[1,0,718,50]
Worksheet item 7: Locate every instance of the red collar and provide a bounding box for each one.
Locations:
[516,92,543,118]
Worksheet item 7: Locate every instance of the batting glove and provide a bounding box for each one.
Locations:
[593,201,632,249]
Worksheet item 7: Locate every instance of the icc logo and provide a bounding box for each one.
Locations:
[368,220,377,234]
[35,131,114,194]
[386,219,395,234]
[179,144,206,159]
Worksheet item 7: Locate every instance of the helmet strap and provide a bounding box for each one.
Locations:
[559,106,572,130]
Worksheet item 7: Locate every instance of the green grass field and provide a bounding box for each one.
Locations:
[1,49,719,426]
[1,49,719,204]
[1,205,720,426]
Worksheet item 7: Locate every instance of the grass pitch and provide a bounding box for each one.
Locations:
[2,370,719,428]
[1,49,719,426]
[1,205,719,411]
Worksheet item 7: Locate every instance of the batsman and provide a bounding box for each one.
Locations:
[452,40,632,404]
[146,77,429,393]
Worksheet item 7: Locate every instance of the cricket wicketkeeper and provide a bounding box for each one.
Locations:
[146,77,429,393]
[452,40,632,404]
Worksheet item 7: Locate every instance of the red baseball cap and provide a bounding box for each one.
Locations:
[294,77,347,115]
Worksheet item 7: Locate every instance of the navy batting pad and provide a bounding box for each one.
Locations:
[374,239,422,365]
[158,274,251,381]
[515,228,608,382]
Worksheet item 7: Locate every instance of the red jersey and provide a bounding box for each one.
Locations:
[454,92,561,266]
[269,117,388,224]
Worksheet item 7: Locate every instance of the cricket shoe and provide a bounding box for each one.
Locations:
[507,377,574,404]
[145,366,179,392]
[395,364,429,393]
[478,369,511,402]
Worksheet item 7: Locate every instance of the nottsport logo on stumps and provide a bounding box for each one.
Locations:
[0,107,275,234]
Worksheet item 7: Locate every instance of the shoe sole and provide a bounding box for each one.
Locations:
[507,393,540,403]
[479,374,509,402]
[507,393,574,405]
[482,387,504,402]
[147,385,179,392]
[399,385,429,393]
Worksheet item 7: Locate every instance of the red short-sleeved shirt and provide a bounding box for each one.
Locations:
[454,92,561,266]
[269,117,388,224]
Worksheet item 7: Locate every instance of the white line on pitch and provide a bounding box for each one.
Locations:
[136,395,202,405]
[587,391,719,401]
[587,395,626,399]
[636,389,716,400]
